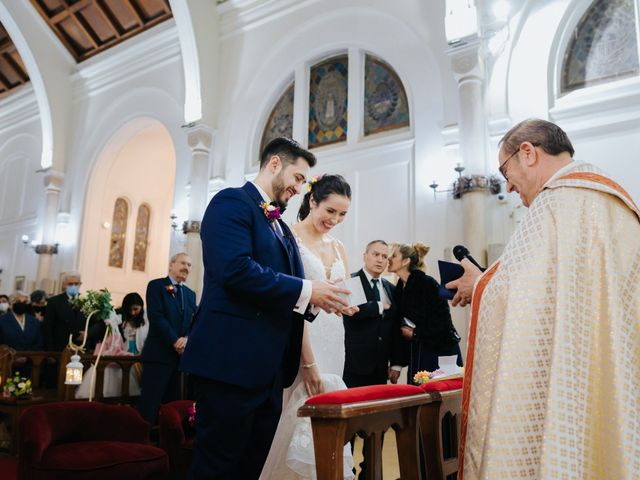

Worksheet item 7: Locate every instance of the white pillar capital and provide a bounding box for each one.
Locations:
[42,169,65,191]
[447,37,483,84]
[185,123,214,154]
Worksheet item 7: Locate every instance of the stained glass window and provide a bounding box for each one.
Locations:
[562,0,639,93]
[108,198,128,268]
[309,55,348,148]
[364,55,410,135]
[260,83,295,159]
[132,204,150,272]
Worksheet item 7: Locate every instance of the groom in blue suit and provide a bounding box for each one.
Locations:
[182,138,350,479]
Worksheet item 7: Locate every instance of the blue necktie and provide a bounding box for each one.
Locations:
[176,284,184,312]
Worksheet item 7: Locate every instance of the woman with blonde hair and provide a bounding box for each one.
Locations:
[388,242,462,382]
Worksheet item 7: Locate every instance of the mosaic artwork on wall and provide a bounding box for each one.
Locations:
[260,82,294,160]
[364,55,410,135]
[562,0,639,93]
[132,204,150,272]
[309,55,348,148]
[108,197,128,268]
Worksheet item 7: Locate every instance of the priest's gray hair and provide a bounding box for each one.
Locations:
[500,118,575,158]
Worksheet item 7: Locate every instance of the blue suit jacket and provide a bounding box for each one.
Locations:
[181,182,307,389]
[141,277,197,366]
[0,313,43,351]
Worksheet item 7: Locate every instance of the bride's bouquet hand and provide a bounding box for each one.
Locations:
[301,364,325,397]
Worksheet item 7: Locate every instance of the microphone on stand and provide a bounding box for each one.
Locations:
[453,245,486,272]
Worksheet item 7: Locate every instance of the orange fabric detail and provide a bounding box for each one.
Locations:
[557,172,640,219]
[458,262,500,479]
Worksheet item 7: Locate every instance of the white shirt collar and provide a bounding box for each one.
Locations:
[168,275,182,286]
[362,268,381,285]
[251,181,272,204]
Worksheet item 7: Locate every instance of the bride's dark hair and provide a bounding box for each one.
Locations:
[298,174,351,221]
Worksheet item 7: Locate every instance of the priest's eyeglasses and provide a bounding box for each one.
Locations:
[499,143,540,182]
[499,149,519,182]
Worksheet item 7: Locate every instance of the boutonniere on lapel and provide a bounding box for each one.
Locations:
[165,284,176,298]
[260,201,281,223]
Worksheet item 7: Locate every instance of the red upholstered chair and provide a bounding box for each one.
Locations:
[298,384,432,480]
[17,402,169,480]
[158,400,195,478]
[0,455,17,480]
[417,380,463,480]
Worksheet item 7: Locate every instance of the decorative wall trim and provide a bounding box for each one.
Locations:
[219,0,321,39]
[71,20,182,101]
[0,84,39,131]
[550,76,640,136]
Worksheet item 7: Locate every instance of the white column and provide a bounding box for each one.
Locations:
[36,170,64,289]
[184,124,213,299]
[449,39,490,265]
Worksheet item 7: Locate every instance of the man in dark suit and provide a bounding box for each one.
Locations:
[181,137,351,480]
[138,252,197,425]
[343,240,406,479]
[42,272,86,351]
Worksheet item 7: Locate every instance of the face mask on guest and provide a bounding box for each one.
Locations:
[0,303,8,313]
[66,285,80,297]
[32,305,46,316]
[12,302,29,315]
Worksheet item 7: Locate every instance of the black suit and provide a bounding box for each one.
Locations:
[42,293,86,351]
[343,269,405,387]
[343,269,406,479]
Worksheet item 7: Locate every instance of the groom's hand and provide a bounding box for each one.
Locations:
[310,280,350,316]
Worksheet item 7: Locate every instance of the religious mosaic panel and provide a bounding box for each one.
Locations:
[108,197,128,268]
[309,55,348,148]
[132,204,150,272]
[562,0,639,93]
[364,55,410,136]
[260,83,294,160]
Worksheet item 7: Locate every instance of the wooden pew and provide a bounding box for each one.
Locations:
[58,347,142,405]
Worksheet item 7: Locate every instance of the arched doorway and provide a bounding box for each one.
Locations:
[78,118,176,306]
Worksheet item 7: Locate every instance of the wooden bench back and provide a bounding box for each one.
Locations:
[58,347,142,405]
[0,345,61,399]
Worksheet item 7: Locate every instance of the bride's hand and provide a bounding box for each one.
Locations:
[301,364,324,397]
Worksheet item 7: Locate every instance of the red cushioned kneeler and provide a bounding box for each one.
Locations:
[418,378,463,392]
[159,400,195,478]
[305,383,423,405]
[17,402,168,480]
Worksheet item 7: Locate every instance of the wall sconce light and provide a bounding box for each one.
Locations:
[430,163,502,200]
[21,234,59,254]
[170,211,179,231]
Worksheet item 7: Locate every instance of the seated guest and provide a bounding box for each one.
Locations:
[42,272,87,351]
[387,242,462,382]
[0,292,42,351]
[29,289,48,322]
[75,294,148,400]
[118,292,149,355]
[0,294,9,316]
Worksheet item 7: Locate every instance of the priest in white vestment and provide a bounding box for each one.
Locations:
[448,119,640,480]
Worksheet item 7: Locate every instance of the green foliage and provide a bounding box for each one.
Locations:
[69,289,114,321]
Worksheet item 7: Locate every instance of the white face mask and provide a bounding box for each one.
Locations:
[0,303,9,313]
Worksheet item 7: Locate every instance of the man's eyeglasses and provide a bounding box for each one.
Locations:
[499,149,519,182]
[499,143,539,182]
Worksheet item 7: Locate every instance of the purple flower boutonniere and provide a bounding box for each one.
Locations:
[165,284,176,297]
[260,202,281,222]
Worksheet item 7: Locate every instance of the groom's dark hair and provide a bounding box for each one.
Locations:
[260,137,317,170]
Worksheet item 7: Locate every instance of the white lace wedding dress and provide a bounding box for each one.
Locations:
[260,235,355,480]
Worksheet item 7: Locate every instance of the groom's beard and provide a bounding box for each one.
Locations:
[271,173,289,210]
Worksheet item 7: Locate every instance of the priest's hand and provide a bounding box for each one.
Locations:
[446,258,483,307]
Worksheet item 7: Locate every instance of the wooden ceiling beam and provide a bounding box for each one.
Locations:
[70,14,100,50]
[0,69,15,90]
[93,1,123,39]
[48,0,94,25]
[3,52,29,82]
[124,0,144,26]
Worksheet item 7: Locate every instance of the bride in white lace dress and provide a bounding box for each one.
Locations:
[261,175,356,480]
